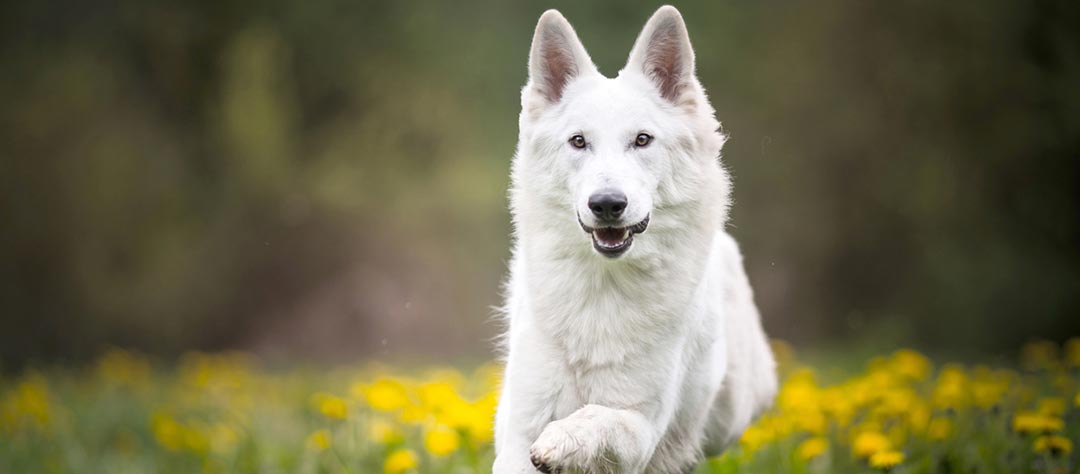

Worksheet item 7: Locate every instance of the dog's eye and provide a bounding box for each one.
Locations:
[635,133,653,147]
[569,135,587,149]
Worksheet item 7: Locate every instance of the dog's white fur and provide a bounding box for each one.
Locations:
[493,6,778,473]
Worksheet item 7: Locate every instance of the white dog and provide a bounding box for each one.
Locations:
[493,6,778,474]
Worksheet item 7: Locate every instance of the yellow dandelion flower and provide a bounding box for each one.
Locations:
[96,348,152,387]
[738,423,773,455]
[869,450,904,470]
[932,365,970,409]
[178,351,254,391]
[311,393,349,421]
[1036,397,1066,417]
[423,425,461,456]
[926,418,952,441]
[971,379,1008,410]
[890,349,931,381]
[357,378,411,412]
[1065,338,1080,368]
[151,412,184,452]
[1020,340,1059,371]
[397,403,427,425]
[1012,411,1064,434]
[369,419,405,445]
[182,423,209,454]
[796,436,828,461]
[11,375,52,427]
[1074,392,1080,408]
[793,409,827,435]
[820,389,856,428]
[462,393,497,444]
[306,429,332,452]
[1012,412,1041,434]
[417,382,477,429]
[1033,435,1073,456]
[1035,414,1064,433]
[425,368,467,390]
[853,431,891,459]
[876,388,918,417]
[778,369,820,414]
[907,404,931,433]
[418,382,464,410]
[384,448,419,474]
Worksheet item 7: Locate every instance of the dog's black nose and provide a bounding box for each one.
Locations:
[588,190,628,221]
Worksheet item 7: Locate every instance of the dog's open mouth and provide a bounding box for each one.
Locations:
[578,215,650,258]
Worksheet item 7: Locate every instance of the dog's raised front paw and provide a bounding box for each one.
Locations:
[529,406,609,474]
[529,451,555,473]
[529,421,579,473]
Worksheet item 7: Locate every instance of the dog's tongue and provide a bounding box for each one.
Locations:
[595,227,628,246]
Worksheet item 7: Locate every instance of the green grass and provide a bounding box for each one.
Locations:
[2,343,1079,473]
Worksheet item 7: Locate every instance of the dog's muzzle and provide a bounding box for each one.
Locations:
[578,214,650,258]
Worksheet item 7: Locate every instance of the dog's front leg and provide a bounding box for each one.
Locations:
[529,404,658,474]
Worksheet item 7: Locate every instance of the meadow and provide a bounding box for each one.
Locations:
[2,340,1079,474]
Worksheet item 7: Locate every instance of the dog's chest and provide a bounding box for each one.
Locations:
[523,252,707,365]
[517,248,711,416]
[528,267,708,415]
[533,272,681,367]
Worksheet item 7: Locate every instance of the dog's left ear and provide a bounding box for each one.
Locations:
[624,6,697,108]
[526,10,596,109]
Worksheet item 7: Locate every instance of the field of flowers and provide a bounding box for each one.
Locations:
[2,340,1079,474]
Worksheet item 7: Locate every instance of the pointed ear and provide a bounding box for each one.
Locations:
[624,6,697,105]
[527,10,596,106]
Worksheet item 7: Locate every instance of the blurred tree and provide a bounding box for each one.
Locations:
[0,0,1076,366]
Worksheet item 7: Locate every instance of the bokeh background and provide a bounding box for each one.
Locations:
[2,0,1078,369]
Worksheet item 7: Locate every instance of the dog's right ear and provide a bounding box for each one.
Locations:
[525,10,596,112]
[624,6,698,109]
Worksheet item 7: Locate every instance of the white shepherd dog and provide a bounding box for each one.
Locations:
[493,6,778,474]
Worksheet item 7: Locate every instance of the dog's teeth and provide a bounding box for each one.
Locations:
[591,227,632,249]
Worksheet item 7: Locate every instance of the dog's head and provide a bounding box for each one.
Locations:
[514,6,729,260]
